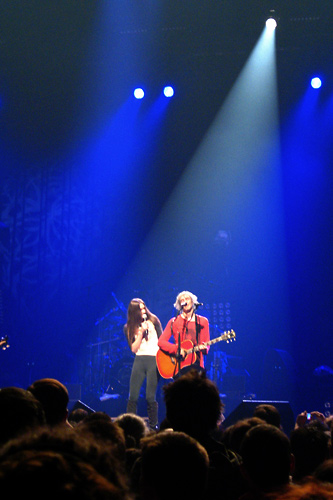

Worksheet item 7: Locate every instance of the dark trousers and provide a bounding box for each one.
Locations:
[128,355,159,403]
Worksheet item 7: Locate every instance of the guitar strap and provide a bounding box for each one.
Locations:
[195,314,199,344]
[170,317,176,337]
[172,314,199,343]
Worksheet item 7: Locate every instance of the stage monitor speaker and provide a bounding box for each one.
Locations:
[70,400,95,414]
[222,400,294,436]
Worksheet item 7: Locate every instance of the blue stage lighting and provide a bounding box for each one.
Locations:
[133,88,145,99]
[311,77,322,89]
[163,86,174,98]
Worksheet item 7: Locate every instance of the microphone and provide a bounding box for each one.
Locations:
[194,302,203,307]
[142,314,148,340]
[180,302,187,308]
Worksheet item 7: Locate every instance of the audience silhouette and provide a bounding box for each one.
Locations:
[75,411,127,463]
[139,430,209,500]
[222,416,266,455]
[290,423,330,482]
[313,458,333,484]
[113,412,149,449]
[0,426,132,500]
[0,387,46,446]
[1,374,333,500]
[27,378,72,428]
[239,423,294,499]
[162,369,243,499]
[253,403,282,429]
[275,479,333,499]
[68,407,89,427]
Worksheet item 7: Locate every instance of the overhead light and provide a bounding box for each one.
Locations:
[133,88,145,99]
[311,77,322,89]
[266,17,277,30]
[163,86,174,98]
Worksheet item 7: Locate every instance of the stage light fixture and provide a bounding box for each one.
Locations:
[311,77,322,89]
[133,88,145,99]
[266,17,277,30]
[163,86,174,98]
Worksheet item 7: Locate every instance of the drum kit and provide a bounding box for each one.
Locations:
[85,294,133,400]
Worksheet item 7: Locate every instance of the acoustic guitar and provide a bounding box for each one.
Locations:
[156,329,236,379]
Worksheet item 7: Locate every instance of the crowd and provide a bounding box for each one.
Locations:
[0,372,332,500]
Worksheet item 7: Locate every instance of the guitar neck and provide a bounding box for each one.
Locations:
[184,331,235,355]
[0,336,9,350]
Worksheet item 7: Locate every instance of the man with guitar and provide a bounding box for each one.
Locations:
[157,291,210,378]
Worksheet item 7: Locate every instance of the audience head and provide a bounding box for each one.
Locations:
[0,426,131,500]
[113,413,148,448]
[275,479,333,500]
[253,403,281,428]
[139,430,209,500]
[27,378,69,426]
[68,408,89,427]
[313,459,333,484]
[290,425,330,482]
[240,423,293,493]
[324,415,333,431]
[223,417,266,455]
[76,412,126,462]
[163,369,223,439]
[0,387,45,446]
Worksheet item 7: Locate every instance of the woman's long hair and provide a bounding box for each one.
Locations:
[124,298,162,346]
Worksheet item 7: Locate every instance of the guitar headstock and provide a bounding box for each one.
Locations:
[224,329,236,343]
[0,336,9,350]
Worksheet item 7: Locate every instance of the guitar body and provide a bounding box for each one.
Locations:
[156,330,236,379]
[156,339,198,379]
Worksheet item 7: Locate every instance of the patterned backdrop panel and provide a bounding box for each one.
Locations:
[0,165,100,325]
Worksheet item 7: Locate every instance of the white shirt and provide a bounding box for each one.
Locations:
[135,320,159,356]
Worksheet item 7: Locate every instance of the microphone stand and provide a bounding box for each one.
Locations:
[177,331,181,377]
[176,308,189,377]
[173,307,182,378]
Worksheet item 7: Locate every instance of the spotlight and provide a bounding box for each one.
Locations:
[266,17,277,30]
[311,77,322,89]
[163,86,174,98]
[133,88,145,99]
